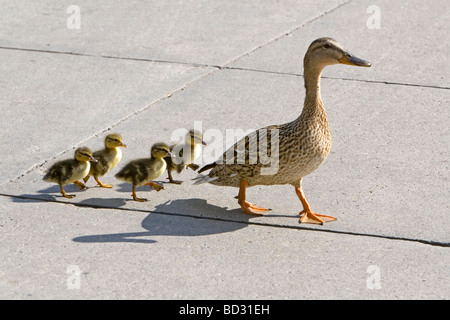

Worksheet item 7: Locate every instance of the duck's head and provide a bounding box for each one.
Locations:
[105,133,127,149]
[151,142,172,159]
[187,129,207,146]
[304,37,371,69]
[74,147,97,162]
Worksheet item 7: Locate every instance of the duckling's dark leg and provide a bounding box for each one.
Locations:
[237,179,270,215]
[295,186,336,224]
[145,181,164,191]
[167,169,182,184]
[132,185,147,202]
[94,176,113,188]
[59,185,75,198]
[83,175,91,183]
[73,180,87,190]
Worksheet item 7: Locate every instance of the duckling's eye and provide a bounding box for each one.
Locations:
[323,44,331,49]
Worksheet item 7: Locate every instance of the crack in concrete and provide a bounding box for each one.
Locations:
[1,193,449,248]
[220,0,354,67]
[1,1,448,249]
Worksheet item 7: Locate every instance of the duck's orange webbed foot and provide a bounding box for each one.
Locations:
[295,185,336,225]
[237,179,271,216]
[299,210,336,225]
[239,200,270,216]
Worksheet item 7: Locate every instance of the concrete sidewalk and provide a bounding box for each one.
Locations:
[0,0,448,299]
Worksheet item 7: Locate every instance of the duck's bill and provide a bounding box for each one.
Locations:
[339,52,371,67]
[90,156,98,162]
[120,143,128,148]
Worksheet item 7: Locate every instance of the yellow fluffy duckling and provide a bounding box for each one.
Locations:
[115,142,171,202]
[83,133,127,188]
[43,147,97,198]
[165,129,206,184]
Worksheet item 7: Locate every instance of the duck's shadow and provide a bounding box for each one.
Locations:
[72,198,253,244]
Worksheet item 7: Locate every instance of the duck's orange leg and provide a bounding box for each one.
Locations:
[295,186,336,224]
[237,179,270,215]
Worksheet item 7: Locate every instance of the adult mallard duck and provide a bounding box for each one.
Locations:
[165,129,206,184]
[194,38,371,224]
[43,147,97,198]
[115,142,171,202]
[83,133,127,188]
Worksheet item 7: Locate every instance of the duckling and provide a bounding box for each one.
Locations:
[43,147,97,198]
[83,133,127,188]
[165,129,206,184]
[115,142,171,202]
[194,38,371,225]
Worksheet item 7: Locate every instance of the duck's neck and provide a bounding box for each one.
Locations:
[298,63,328,124]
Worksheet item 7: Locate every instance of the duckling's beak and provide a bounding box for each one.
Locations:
[120,143,127,148]
[338,52,371,67]
[167,152,174,157]
[90,156,98,162]
[193,137,207,146]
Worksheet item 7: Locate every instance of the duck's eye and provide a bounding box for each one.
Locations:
[323,44,331,49]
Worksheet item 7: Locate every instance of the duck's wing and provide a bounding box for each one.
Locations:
[195,125,282,185]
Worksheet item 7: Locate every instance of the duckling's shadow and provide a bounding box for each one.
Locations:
[37,184,87,196]
[13,185,90,203]
[73,198,252,244]
[115,182,165,193]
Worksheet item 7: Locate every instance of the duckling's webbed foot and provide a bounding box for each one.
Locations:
[187,163,200,171]
[146,181,164,191]
[167,178,183,184]
[59,185,75,198]
[132,186,147,202]
[73,181,87,190]
[94,176,113,188]
[133,196,148,202]
[167,170,183,184]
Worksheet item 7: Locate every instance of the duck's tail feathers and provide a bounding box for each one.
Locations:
[192,174,218,185]
[198,162,217,174]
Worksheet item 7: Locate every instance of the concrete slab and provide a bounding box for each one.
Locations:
[0,196,448,299]
[231,0,450,88]
[1,0,448,300]
[2,69,448,245]
[0,48,212,185]
[0,0,348,66]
